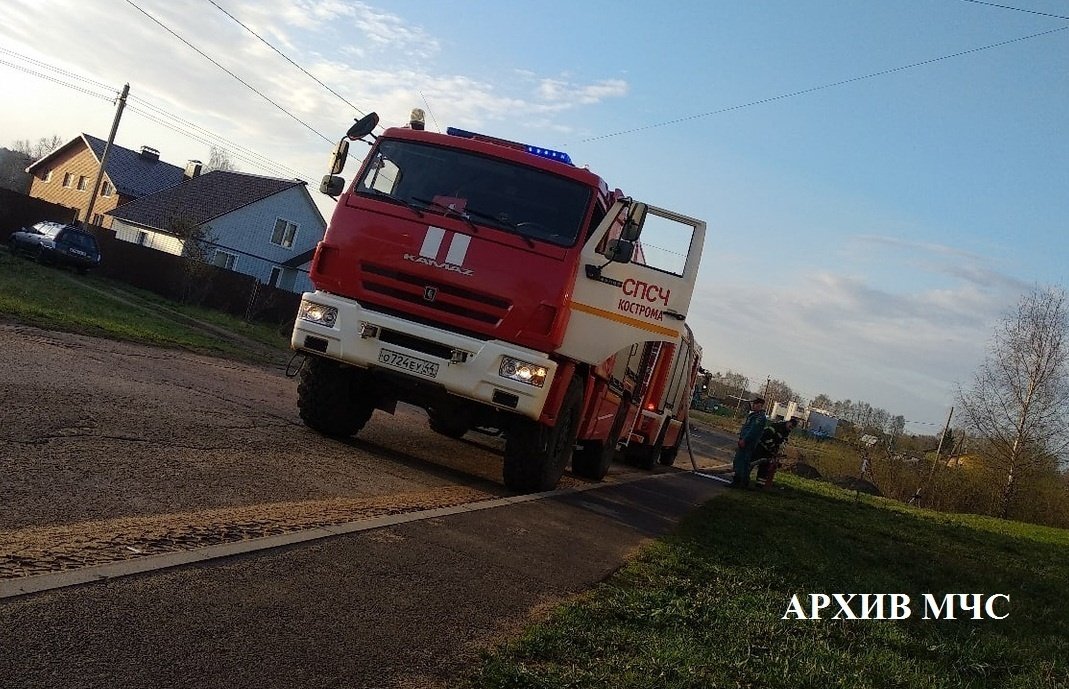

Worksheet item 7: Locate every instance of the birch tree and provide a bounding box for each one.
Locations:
[957,286,1069,518]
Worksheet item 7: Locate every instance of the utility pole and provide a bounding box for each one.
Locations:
[84,83,129,229]
[763,375,771,403]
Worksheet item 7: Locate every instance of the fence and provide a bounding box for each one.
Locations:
[86,226,302,326]
[0,188,77,237]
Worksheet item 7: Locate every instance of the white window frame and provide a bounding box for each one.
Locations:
[43,170,52,182]
[212,249,238,270]
[62,172,73,188]
[270,218,298,249]
[136,231,148,246]
[101,180,113,197]
[268,266,282,287]
[77,175,88,192]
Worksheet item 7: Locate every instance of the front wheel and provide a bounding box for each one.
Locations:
[503,378,583,493]
[297,357,375,437]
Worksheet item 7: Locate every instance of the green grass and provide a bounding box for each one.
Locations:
[0,250,291,363]
[464,475,1069,689]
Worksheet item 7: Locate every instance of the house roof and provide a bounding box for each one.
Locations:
[26,134,186,198]
[106,170,309,231]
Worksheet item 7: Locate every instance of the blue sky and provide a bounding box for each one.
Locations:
[2,0,1066,433]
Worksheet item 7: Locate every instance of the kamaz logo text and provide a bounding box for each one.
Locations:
[407,226,473,277]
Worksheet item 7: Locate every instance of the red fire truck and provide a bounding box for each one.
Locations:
[291,112,706,492]
[623,324,703,469]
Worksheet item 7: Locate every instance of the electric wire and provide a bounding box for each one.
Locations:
[580,25,1069,143]
[202,0,375,127]
[1,46,320,182]
[125,104,317,181]
[957,0,1069,21]
[128,95,307,178]
[0,46,117,91]
[0,58,116,102]
[124,0,333,144]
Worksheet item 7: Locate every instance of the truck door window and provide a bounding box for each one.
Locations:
[632,213,694,277]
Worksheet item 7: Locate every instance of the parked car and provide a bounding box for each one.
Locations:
[8,221,101,274]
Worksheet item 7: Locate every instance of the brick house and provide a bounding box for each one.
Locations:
[107,170,326,293]
[25,134,189,228]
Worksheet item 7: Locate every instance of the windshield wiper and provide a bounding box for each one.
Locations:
[360,188,424,218]
[410,196,478,233]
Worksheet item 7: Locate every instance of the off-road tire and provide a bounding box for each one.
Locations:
[572,400,627,480]
[297,357,374,437]
[659,444,679,466]
[503,378,583,493]
[428,412,468,439]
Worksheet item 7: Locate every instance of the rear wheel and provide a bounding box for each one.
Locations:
[572,400,627,480]
[503,378,582,493]
[659,444,680,466]
[297,357,375,437]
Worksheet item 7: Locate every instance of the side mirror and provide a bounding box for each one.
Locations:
[320,175,345,196]
[603,238,634,263]
[347,112,380,141]
[328,139,350,175]
[621,202,647,241]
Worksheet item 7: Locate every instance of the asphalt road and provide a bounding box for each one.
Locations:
[0,323,735,687]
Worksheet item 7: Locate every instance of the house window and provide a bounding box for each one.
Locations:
[212,249,237,270]
[62,172,73,188]
[101,181,113,197]
[268,266,282,287]
[43,170,52,182]
[271,218,298,249]
[137,231,148,246]
[92,213,104,225]
[77,175,88,191]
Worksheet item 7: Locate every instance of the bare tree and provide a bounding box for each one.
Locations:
[168,215,218,304]
[11,135,64,161]
[205,146,237,172]
[957,286,1069,518]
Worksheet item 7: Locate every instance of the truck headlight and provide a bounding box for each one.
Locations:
[499,356,548,387]
[298,300,338,327]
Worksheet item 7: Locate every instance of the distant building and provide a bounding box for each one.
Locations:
[25,134,189,228]
[770,400,807,422]
[107,170,326,293]
[807,408,840,438]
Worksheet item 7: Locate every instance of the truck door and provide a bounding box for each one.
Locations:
[558,201,705,364]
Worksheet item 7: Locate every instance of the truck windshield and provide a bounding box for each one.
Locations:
[355,139,592,247]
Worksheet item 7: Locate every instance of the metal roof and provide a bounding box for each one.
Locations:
[106,169,308,231]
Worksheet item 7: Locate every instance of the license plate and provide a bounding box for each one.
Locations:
[377,348,440,378]
[69,248,87,257]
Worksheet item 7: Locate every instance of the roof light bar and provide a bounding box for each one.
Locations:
[446,127,573,166]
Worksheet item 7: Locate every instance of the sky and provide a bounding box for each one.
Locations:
[2,0,1067,434]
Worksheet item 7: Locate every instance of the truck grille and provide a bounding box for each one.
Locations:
[361,263,511,326]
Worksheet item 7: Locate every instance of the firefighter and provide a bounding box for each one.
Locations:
[754,418,798,488]
[732,397,766,488]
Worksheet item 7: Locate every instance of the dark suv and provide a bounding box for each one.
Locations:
[8,221,102,274]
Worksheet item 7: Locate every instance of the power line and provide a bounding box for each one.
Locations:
[125,104,316,181]
[0,46,316,182]
[957,0,1069,21]
[128,95,308,178]
[123,0,333,144]
[0,46,117,91]
[580,25,1068,143]
[203,0,374,126]
[0,57,116,102]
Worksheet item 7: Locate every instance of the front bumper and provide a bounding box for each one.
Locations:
[291,291,557,420]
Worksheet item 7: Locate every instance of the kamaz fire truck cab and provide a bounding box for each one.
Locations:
[292,112,706,492]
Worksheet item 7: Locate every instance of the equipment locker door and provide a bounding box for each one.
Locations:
[558,201,705,364]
